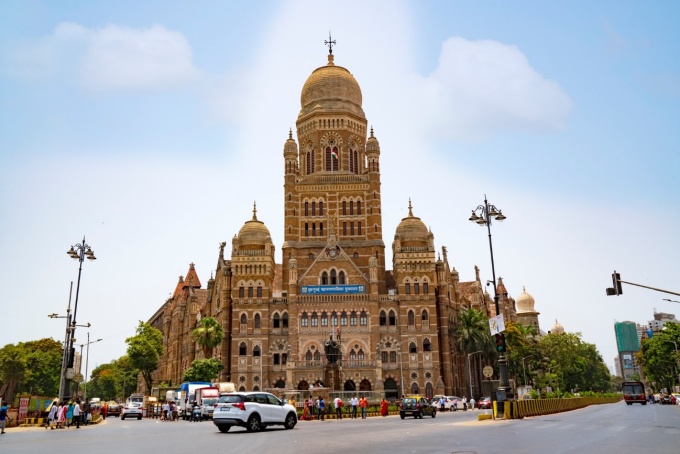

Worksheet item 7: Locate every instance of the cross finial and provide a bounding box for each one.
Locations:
[325,32,336,55]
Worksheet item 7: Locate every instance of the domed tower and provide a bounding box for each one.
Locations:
[550,319,565,334]
[515,287,541,335]
[282,48,386,296]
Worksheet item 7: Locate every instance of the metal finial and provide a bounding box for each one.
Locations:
[408,198,413,217]
[325,32,336,55]
[252,201,257,220]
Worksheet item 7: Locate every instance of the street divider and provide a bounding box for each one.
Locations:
[508,396,621,419]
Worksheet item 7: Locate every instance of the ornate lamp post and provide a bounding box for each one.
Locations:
[468,195,510,399]
[65,237,96,401]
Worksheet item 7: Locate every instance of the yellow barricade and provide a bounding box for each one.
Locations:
[510,397,620,419]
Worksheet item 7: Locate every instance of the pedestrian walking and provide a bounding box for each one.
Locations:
[350,395,358,419]
[359,395,368,419]
[318,396,326,421]
[47,400,58,429]
[72,400,82,428]
[380,398,388,417]
[101,402,108,420]
[66,401,74,427]
[469,397,476,410]
[462,396,467,411]
[57,402,66,429]
[0,402,7,434]
[439,397,446,412]
[333,396,343,420]
[453,398,458,412]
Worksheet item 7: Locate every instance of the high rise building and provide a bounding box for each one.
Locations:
[614,321,641,380]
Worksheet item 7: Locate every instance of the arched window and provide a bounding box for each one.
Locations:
[350,200,354,215]
[339,271,346,284]
[425,382,433,399]
[423,282,429,294]
[239,342,247,355]
[311,312,318,327]
[408,310,415,326]
[411,383,419,394]
[423,338,431,352]
[330,312,338,326]
[254,313,261,329]
[342,200,347,215]
[325,146,339,171]
[379,310,387,326]
[253,345,261,357]
[257,286,262,298]
[353,150,358,173]
[319,201,324,216]
[301,312,309,327]
[350,311,357,326]
[306,350,313,361]
[349,148,354,173]
[388,310,396,326]
[357,200,361,214]
[282,312,289,328]
[321,272,328,285]
[330,269,337,285]
[321,312,328,326]
[389,351,397,362]
[409,342,417,353]
[306,152,312,174]
[349,349,356,365]
[340,311,348,326]
[414,282,420,294]
[358,349,365,360]
[360,311,368,326]
[405,283,411,294]
[273,313,280,328]
[239,286,244,298]
[313,350,321,361]
[421,310,428,321]
[240,313,247,325]
[248,286,253,298]
[305,201,309,216]
[312,201,316,216]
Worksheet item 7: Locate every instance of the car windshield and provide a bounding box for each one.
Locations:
[202,398,218,406]
[218,395,244,404]
[403,398,416,404]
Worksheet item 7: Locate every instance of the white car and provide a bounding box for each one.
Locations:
[213,391,297,433]
[121,402,143,420]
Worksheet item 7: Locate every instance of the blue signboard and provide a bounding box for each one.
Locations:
[301,285,365,295]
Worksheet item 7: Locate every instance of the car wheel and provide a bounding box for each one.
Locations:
[627,402,632,405]
[284,412,297,430]
[432,410,436,418]
[246,414,261,432]
[121,416,125,420]
[400,413,405,420]
[218,426,230,433]
[418,411,423,419]
[138,416,142,420]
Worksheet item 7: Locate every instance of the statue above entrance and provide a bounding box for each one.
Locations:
[324,334,341,364]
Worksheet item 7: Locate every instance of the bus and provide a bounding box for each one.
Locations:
[621,381,646,405]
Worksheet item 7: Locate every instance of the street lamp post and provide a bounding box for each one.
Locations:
[65,237,96,401]
[522,355,535,388]
[467,350,483,399]
[77,333,102,401]
[468,195,510,399]
[48,282,74,403]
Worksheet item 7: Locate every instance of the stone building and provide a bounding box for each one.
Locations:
[146,49,521,398]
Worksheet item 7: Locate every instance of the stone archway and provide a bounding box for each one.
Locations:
[344,380,356,391]
[298,380,309,391]
[384,378,398,400]
[359,379,372,391]
[275,379,286,389]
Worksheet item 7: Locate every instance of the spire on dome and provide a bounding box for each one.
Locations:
[408,198,413,217]
[252,201,258,221]
[370,127,375,138]
[288,128,293,140]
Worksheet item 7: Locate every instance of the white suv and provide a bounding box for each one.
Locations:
[213,392,297,433]
[120,402,143,420]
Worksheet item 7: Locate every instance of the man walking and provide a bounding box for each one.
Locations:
[72,400,82,428]
[359,395,368,419]
[350,395,358,419]
[0,401,7,434]
[333,396,343,420]
[318,396,326,421]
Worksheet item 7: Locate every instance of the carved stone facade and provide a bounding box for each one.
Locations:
[147,51,520,398]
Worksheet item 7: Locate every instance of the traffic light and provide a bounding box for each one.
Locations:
[612,272,622,295]
[67,347,76,368]
[494,333,507,353]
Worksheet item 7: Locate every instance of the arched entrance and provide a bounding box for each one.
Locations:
[344,380,356,391]
[425,382,433,399]
[384,378,398,400]
[359,379,372,391]
[275,379,286,389]
[297,380,309,391]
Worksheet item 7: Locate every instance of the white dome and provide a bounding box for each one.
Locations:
[516,287,536,313]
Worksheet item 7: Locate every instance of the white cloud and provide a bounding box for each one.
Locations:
[8,22,199,91]
[415,37,572,140]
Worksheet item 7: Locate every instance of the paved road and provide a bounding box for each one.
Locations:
[1,402,678,454]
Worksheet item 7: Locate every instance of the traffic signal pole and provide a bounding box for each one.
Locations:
[606,271,680,297]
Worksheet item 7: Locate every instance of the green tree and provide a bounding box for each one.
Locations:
[182,358,223,383]
[0,344,27,404]
[454,308,494,396]
[21,338,62,397]
[637,322,680,392]
[192,317,224,358]
[504,322,539,387]
[126,321,163,394]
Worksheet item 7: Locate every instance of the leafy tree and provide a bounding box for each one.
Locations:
[126,321,163,394]
[454,308,494,396]
[504,322,539,387]
[182,358,223,382]
[21,338,62,397]
[192,317,224,358]
[637,322,680,392]
[87,354,139,401]
[0,344,27,404]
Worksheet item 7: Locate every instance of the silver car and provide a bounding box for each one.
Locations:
[121,402,143,420]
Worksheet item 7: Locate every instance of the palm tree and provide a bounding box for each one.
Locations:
[192,317,224,359]
[455,308,494,397]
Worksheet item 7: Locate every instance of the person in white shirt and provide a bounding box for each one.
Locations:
[462,396,468,411]
[469,397,476,410]
[72,400,82,428]
[333,396,343,419]
[350,395,359,419]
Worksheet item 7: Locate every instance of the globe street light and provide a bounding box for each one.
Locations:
[65,237,96,401]
[469,195,510,400]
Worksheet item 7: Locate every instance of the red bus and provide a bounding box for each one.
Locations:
[621,381,646,405]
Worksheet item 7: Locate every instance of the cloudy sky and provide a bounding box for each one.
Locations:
[1,0,679,377]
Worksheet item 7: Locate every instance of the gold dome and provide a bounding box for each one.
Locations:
[299,54,365,119]
[238,203,271,249]
[516,287,536,313]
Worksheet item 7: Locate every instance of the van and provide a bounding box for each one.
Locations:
[621,381,646,405]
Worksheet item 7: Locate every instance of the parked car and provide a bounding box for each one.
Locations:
[477,397,493,409]
[660,394,674,405]
[399,395,436,419]
[121,402,143,420]
[431,396,459,411]
[201,397,219,420]
[213,391,297,433]
[107,401,121,417]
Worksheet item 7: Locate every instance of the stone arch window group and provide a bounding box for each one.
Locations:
[239,311,289,330]
[303,198,325,217]
[238,341,261,357]
[300,310,368,329]
[320,268,346,285]
[341,198,362,216]
[403,277,430,295]
[379,309,397,327]
[238,280,264,299]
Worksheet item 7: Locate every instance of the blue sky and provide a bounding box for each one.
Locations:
[1,0,679,377]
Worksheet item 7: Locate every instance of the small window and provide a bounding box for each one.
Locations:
[390,351,397,362]
[253,345,261,357]
[342,201,347,215]
[305,223,309,237]
[350,311,357,326]
[320,223,324,236]
[273,313,280,328]
[388,310,396,326]
[405,283,411,294]
[408,311,415,326]
[423,339,431,352]
[358,222,361,235]
[340,311,348,326]
[305,201,309,216]
[343,222,347,235]
[312,201,316,216]
[421,310,428,321]
[339,271,346,284]
[409,342,417,353]
[312,223,316,236]
[240,313,247,325]
[254,313,261,329]
[350,200,354,215]
[357,200,361,215]
[301,312,309,327]
[319,201,324,216]
[381,351,388,362]
[350,222,354,235]
[330,269,337,285]
[239,342,247,355]
[360,311,368,326]
[274,353,280,365]
[379,311,387,326]
[322,271,328,285]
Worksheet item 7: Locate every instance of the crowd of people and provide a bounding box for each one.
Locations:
[45,400,85,429]
[298,394,377,420]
